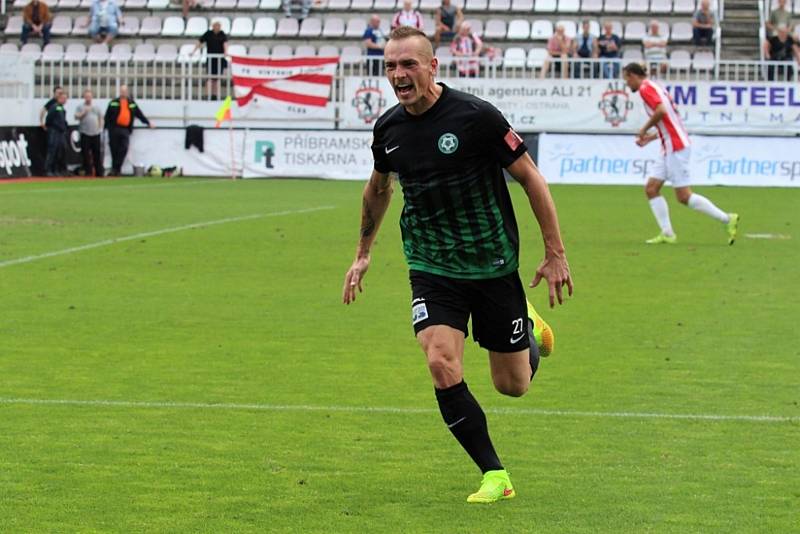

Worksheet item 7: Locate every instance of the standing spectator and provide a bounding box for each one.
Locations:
[192,20,229,100]
[75,89,104,177]
[643,19,669,74]
[363,14,387,77]
[39,86,62,130]
[21,0,52,46]
[89,0,122,45]
[392,0,424,30]
[763,23,800,80]
[44,90,67,176]
[434,0,463,46]
[767,0,793,36]
[571,19,599,78]
[450,22,482,77]
[692,0,715,47]
[597,21,622,79]
[282,0,312,21]
[540,24,572,79]
[104,85,153,176]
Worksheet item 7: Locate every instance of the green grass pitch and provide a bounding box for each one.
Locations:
[0,177,798,533]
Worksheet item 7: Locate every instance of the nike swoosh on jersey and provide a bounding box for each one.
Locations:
[385,145,400,154]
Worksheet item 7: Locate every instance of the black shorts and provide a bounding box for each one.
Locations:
[409,269,529,353]
[206,57,228,76]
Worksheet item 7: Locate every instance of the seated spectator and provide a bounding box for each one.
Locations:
[392,0,424,30]
[450,22,482,77]
[767,0,793,36]
[193,20,229,100]
[571,19,599,78]
[182,0,197,19]
[21,0,52,46]
[540,23,572,79]
[282,0,312,21]
[89,0,122,45]
[643,19,668,74]
[363,14,387,77]
[434,0,463,46]
[597,21,622,79]
[692,0,715,47]
[763,23,800,80]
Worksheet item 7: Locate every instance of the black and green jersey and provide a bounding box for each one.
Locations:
[371,83,528,280]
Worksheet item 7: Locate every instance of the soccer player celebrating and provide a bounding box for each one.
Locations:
[342,26,572,503]
[623,62,739,245]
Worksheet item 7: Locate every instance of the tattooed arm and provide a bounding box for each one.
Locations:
[342,170,394,304]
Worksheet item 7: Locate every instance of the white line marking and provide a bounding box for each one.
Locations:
[0,398,795,424]
[0,179,227,195]
[744,233,791,240]
[0,206,335,269]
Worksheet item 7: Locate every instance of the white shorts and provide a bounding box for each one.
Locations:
[651,147,691,188]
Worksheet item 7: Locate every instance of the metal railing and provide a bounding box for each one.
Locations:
[30,54,800,101]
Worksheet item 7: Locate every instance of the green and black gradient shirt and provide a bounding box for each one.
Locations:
[371,83,527,280]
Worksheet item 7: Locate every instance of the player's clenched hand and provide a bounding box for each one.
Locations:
[343,256,371,305]
[531,255,573,308]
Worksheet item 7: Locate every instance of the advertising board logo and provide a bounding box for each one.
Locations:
[598,82,634,127]
[254,140,276,169]
[0,133,32,175]
[351,79,387,124]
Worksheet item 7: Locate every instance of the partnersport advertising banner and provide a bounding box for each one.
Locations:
[539,133,800,187]
[342,77,800,134]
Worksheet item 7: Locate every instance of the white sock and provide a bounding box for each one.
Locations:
[687,194,730,223]
[648,196,675,236]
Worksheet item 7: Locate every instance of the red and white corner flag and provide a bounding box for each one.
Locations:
[230,55,339,107]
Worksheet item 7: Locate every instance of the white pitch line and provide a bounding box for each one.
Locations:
[744,233,791,240]
[0,178,228,195]
[0,205,335,269]
[0,397,796,424]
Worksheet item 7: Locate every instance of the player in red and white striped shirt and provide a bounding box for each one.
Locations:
[623,62,739,245]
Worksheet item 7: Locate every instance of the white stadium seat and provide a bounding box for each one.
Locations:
[533,0,555,10]
[507,19,531,39]
[693,50,715,70]
[625,21,647,40]
[79,0,93,7]
[604,0,625,12]
[345,17,367,38]
[87,43,110,62]
[147,0,170,8]
[327,0,351,9]
[72,15,90,36]
[672,0,693,13]
[490,0,513,10]
[322,17,345,37]
[253,17,277,37]
[503,47,526,68]
[185,17,208,37]
[58,0,80,7]
[231,17,254,37]
[611,20,623,36]
[214,18,232,34]
[20,43,41,59]
[249,45,270,57]
[581,0,602,10]
[483,19,507,40]
[155,44,178,62]
[215,0,237,7]
[558,0,579,12]
[622,48,642,61]
[0,43,19,55]
[41,43,64,61]
[651,0,673,12]
[671,21,693,41]
[295,44,317,57]
[351,0,374,8]
[271,44,293,58]
[422,15,436,37]
[527,47,548,67]
[238,0,259,8]
[133,43,156,62]
[110,44,133,62]
[178,43,203,63]
[374,0,396,10]
[531,19,553,39]
[162,17,186,37]
[125,0,148,8]
[299,17,323,37]
[260,0,282,8]
[318,44,339,57]
[627,0,649,12]
[556,19,577,38]
[12,0,28,7]
[670,49,692,69]
[5,16,23,35]
[119,16,140,36]
[340,45,363,64]
[276,17,299,37]
[139,17,162,36]
[435,46,452,66]
[464,18,484,36]
[419,0,439,9]
[227,43,248,57]
[466,0,488,10]
[50,16,72,36]
[63,43,86,61]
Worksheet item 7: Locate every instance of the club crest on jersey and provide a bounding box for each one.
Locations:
[437,133,459,154]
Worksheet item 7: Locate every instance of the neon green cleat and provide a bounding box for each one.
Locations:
[727,213,739,246]
[645,233,677,244]
[466,469,516,504]
[527,299,554,357]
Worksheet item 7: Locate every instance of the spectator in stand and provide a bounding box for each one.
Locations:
[691,0,715,47]
[763,23,800,80]
[192,20,229,100]
[21,0,52,46]
[450,21,482,77]
[182,0,197,20]
[540,23,572,79]
[39,86,62,130]
[571,19,599,79]
[282,0,312,21]
[434,0,463,46]
[642,19,669,74]
[44,90,67,176]
[767,0,793,36]
[89,0,122,45]
[598,21,622,79]
[75,89,104,177]
[392,0,424,30]
[104,84,153,176]
[363,14,387,77]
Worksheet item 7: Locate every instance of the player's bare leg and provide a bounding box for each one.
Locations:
[675,186,739,244]
[418,324,465,389]
[644,178,677,244]
[488,351,531,397]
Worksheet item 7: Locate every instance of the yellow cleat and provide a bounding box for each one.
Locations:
[645,233,677,244]
[527,299,554,357]
[467,469,516,504]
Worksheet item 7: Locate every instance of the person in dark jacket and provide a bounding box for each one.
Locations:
[104,84,154,176]
[44,90,67,176]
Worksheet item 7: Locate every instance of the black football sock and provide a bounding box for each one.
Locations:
[528,318,540,381]
[435,380,503,474]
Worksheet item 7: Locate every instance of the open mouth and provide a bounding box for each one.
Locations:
[395,82,414,98]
